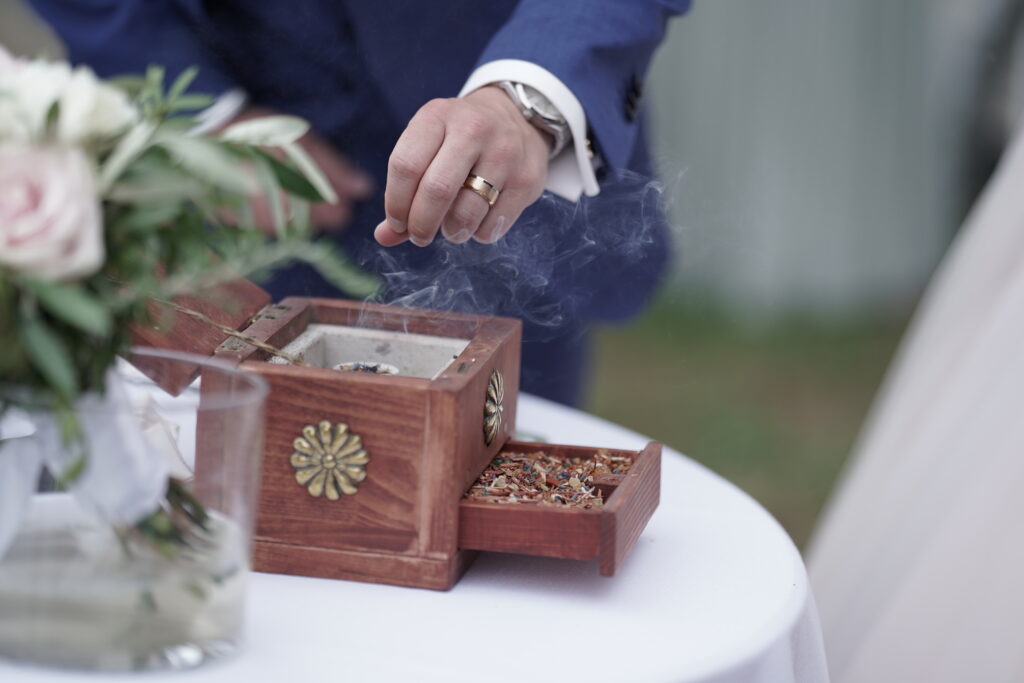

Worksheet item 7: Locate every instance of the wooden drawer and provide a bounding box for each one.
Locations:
[458,441,661,576]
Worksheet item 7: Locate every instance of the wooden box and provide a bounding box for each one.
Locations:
[134,283,659,590]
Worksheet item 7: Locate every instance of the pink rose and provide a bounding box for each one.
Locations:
[0,146,104,281]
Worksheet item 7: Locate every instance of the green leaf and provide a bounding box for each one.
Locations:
[252,154,286,236]
[119,203,183,231]
[282,142,338,204]
[107,75,148,95]
[168,94,215,113]
[44,101,60,138]
[289,197,311,236]
[54,404,84,447]
[220,115,309,147]
[138,65,166,114]
[107,174,204,204]
[251,149,322,201]
[55,454,87,489]
[157,116,201,132]
[100,119,158,193]
[22,280,112,337]
[19,318,79,399]
[157,133,254,195]
[302,244,381,298]
[145,65,165,95]
[166,66,199,103]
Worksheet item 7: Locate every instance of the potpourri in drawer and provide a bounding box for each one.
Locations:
[464,449,633,509]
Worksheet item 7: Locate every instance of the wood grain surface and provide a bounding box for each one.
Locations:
[458,441,662,577]
[131,278,270,395]
[192,297,521,589]
[182,297,660,589]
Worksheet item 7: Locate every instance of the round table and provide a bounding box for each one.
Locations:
[1,394,829,683]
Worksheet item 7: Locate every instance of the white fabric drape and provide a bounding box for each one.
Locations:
[0,372,170,559]
[806,124,1024,683]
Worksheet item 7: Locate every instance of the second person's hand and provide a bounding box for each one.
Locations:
[230,106,374,234]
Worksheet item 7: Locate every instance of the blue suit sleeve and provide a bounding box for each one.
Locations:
[475,0,690,175]
[27,0,236,95]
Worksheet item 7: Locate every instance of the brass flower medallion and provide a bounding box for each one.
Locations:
[291,421,369,500]
[483,369,505,446]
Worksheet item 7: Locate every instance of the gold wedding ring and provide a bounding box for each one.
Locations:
[463,174,500,207]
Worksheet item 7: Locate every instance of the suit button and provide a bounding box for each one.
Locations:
[625,100,638,121]
[630,74,644,100]
[625,74,643,121]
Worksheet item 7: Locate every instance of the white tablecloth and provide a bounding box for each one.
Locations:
[1,394,829,683]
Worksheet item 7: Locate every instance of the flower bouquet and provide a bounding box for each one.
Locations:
[0,48,373,670]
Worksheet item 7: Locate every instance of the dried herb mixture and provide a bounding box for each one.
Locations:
[464,450,633,509]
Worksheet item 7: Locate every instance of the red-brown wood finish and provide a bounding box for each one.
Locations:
[458,441,661,577]
[131,279,270,395]
[200,298,521,589]
[136,289,662,590]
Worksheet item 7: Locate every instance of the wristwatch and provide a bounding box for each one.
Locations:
[498,81,571,158]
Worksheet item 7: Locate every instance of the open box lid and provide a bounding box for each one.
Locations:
[131,278,271,395]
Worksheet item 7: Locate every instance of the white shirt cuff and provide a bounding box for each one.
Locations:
[459,59,600,201]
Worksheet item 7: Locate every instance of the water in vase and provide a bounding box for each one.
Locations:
[0,494,248,671]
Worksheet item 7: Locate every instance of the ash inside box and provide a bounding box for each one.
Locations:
[267,324,468,379]
[464,449,634,509]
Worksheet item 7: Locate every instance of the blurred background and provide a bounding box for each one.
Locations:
[3,0,1021,547]
[591,0,1024,545]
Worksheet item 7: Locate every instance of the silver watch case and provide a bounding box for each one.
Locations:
[498,81,571,158]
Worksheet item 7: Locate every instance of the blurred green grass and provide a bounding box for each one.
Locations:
[588,298,908,547]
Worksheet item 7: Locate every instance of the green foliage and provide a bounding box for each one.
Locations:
[20,280,113,338]
[219,115,308,146]
[0,63,384,562]
[18,317,79,400]
[282,142,339,204]
[156,134,255,195]
[165,66,198,104]
[1,65,379,407]
[250,149,324,201]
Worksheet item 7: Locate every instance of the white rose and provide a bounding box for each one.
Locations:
[0,46,34,141]
[0,49,136,144]
[0,58,69,142]
[56,65,137,143]
[0,146,105,281]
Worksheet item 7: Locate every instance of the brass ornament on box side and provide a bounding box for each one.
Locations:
[483,369,505,445]
[291,421,369,500]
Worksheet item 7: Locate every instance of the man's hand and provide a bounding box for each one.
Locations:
[234,107,374,234]
[301,130,375,230]
[374,85,550,247]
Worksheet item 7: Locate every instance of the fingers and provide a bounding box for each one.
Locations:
[318,154,374,203]
[376,87,549,248]
[470,151,546,242]
[383,100,447,236]
[303,154,370,231]
[441,160,512,243]
[373,220,409,246]
[472,191,522,244]
[441,185,491,244]
[406,134,480,246]
[290,133,373,232]
[275,124,373,232]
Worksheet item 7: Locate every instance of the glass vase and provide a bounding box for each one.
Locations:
[0,348,267,671]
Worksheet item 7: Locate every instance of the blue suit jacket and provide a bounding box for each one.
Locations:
[30,0,690,404]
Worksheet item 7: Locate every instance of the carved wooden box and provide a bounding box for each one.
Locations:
[134,282,658,590]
